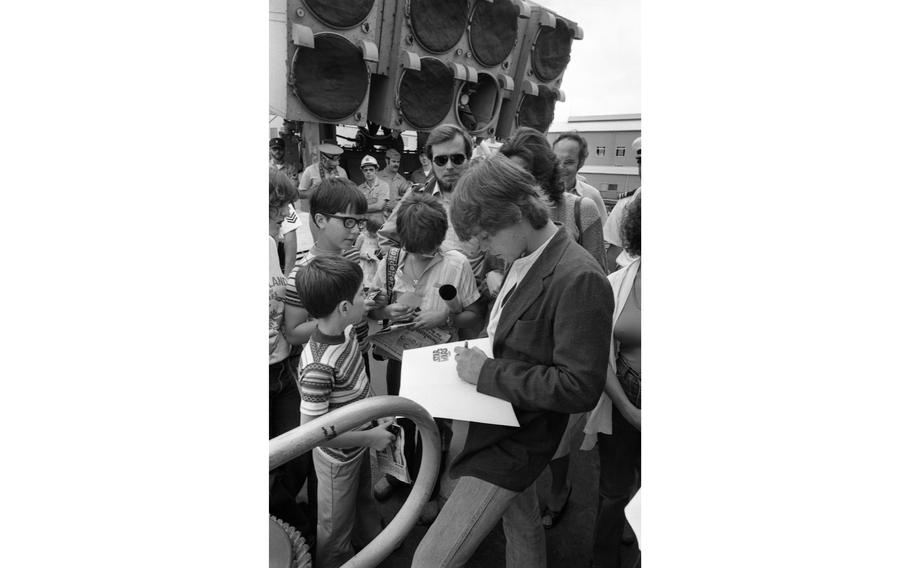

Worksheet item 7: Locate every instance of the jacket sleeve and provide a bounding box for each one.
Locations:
[476,268,614,413]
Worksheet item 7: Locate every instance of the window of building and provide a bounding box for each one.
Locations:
[595,146,606,157]
[607,183,618,193]
[615,146,626,157]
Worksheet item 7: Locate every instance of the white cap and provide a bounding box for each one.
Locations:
[361,155,379,169]
[631,137,642,154]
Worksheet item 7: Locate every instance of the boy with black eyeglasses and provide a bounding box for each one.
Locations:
[284,177,385,352]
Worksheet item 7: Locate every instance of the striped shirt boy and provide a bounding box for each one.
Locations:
[297,325,373,461]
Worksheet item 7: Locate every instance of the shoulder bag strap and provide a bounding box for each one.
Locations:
[574,194,583,237]
[385,247,401,302]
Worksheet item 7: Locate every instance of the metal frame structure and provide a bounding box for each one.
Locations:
[269,395,441,568]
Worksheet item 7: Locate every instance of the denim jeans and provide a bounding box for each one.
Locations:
[591,404,641,568]
[412,475,547,568]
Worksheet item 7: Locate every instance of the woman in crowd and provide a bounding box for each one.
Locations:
[584,192,642,568]
[268,168,312,535]
[498,126,606,271]
[498,126,608,530]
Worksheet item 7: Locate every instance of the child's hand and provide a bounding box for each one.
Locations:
[364,288,383,311]
[365,425,395,451]
[370,290,389,310]
[412,309,447,330]
[386,303,415,322]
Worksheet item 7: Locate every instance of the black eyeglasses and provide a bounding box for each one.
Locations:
[432,153,467,167]
[323,214,367,229]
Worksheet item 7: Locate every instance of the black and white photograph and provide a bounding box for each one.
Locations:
[5,1,910,567]
[268,1,640,566]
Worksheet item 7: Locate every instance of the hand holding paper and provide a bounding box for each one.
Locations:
[453,345,487,385]
[412,309,447,330]
[400,338,519,427]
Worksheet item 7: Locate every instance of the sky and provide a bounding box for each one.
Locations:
[533,0,641,124]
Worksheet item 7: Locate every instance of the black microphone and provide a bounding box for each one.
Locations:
[438,284,462,313]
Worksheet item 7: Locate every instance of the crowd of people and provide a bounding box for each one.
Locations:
[269,123,643,568]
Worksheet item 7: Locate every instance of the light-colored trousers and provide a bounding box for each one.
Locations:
[312,447,382,568]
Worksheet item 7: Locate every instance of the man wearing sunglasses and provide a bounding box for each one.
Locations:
[378,124,475,258]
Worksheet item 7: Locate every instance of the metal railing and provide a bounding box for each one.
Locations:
[269,395,441,568]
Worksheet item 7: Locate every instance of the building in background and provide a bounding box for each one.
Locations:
[547,113,640,208]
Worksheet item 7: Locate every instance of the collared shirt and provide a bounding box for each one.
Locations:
[298,163,348,192]
[357,178,390,207]
[486,230,558,339]
[377,169,411,201]
[369,249,480,329]
[270,159,299,182]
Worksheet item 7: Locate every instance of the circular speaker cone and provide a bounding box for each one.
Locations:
[468,0,519,67]
[291,34,369,121]
[456,72,501,134]
[410,0,468,54]
[302,0,374,29]
[517,85,557,133]
[531,18,573,82]
[398,58,454,130]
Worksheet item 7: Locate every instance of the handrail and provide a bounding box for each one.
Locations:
[269,395,441,568]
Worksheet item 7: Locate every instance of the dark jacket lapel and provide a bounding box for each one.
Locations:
[493,229,570,351]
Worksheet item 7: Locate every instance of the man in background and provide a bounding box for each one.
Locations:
[377,148,411,215]
[269,137,298,184]
[297,143,348,211]
[358,155,390,216]
[552,132,609,238]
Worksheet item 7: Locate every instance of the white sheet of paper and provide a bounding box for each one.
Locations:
[399,337,519,427]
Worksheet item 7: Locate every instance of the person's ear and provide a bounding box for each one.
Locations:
[337,299,351,317]
[313,213,326,229]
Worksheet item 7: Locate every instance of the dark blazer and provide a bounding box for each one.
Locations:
[450,228,614,491]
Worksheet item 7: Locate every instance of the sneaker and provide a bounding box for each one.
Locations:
[373,477,396,502]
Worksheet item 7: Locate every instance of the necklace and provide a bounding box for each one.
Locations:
[402,254,430,288]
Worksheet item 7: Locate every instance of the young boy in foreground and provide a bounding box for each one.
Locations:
[294,255,395,568]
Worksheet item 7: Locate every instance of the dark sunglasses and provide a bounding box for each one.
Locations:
[323,214,367,230]
[432,153,467,167]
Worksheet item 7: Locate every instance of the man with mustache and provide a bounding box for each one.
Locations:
[378,124,477,262]
[377,148,411,215]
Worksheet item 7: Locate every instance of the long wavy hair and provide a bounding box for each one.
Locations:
[621,194,642,257]
[498,127,564,204]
